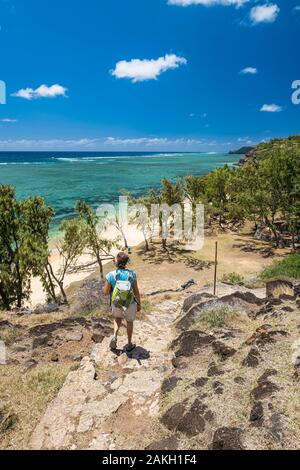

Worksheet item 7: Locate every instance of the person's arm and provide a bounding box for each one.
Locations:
[102,280,112,296]
[133,279,141,312]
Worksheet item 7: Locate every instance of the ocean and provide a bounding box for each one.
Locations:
[0,151,240,235]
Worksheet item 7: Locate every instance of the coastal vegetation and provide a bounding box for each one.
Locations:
[260,253,300,281]
[0,135,299,310]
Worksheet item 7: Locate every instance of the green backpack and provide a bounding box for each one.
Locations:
[111,270,134,310]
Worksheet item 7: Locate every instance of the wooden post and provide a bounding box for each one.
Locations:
[213,241,218,296]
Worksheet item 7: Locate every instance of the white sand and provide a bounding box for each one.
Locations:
[29,225,145,307]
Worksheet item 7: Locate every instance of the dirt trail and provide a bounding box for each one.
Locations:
[29,300,181,450]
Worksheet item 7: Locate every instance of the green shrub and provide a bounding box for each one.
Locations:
[221,272,244,285]
[260,254,300,281]
[196,305,239,328]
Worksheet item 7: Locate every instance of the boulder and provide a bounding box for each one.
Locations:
[65,332,83,342]
[161,376,181,393]
[250,401,264,426]
[242,347,261,368]
[91,333,104,344]
[171,330,215,358]
[212,341,236,361]
[161,399,208,437]
[251,380,279,401]
[161,402,187,431]
[23,359,38,372]
[182,292,214,313]
[266,279,294,300]
[32,334,51,349]
[34,303,60,315]
[212,381,224,395]
[207,362,224,377]
[0,409,18,433]
[193,377,209,388]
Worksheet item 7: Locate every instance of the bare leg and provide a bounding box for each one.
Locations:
[126,321,134,344]
[114,318,122,338]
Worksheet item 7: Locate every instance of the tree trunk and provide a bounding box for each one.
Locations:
[59,282,68,305]
[97,253,104,280]
[292,230,295,251]
[162,238,167,250]
[0,284,11,311]
[44,265,58,302]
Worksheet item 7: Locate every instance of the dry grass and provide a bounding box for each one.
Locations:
[0,364,70,449]
[0,328,24,346]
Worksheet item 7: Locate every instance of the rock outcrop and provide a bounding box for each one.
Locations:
[26,281,300,451]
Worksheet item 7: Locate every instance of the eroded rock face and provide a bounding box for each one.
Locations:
[212,381,224,395]
[269,412,284,443]
[211,427,244,450]
[182,293,215,313]
[257,369,277,384]
[251,380,279,401]
[0,409,18,434]
[176,410,206,436]
[242,347,261,368]
[161,402,187,431]
[193,377,209,388]
[266,279,295,300]
[212,341,236,361]
[161,399,211,437]
[207,362,224,377]
[171,330,215,358]
[161,376,181,394]
[250,402,264,427]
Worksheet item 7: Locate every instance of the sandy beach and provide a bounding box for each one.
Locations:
[29,221,285,307]
[29,224,146,307]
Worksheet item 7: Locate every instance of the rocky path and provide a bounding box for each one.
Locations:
[29,300,182,450]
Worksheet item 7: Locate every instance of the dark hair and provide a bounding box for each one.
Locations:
[116,252,130,269]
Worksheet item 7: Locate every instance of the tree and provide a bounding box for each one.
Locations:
[227,146,300,247]
[41,219,86,304]
[153,179,184,250]
[202,166,233,225]
[184,175,205,206]
[0,185,53,310]
[76,201,116,279]
[127,193,154,252]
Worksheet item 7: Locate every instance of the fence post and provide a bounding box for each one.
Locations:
[213,241,218,296]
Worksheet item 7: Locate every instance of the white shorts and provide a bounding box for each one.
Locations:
[112,303,137,322]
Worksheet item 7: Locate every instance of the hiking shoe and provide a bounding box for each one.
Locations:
[109,336,118,350]
[124,343,136,353]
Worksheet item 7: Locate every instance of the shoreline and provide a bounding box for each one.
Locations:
[30,224,145,307]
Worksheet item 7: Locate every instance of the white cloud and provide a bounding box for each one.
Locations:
[105,136,204,147]
[0,118,18,122]
[238,137,253,144]
[240,67,257,74]
[250,3,280,24]
[0,138,99,150]
[12,84,67,100]
[168,0,249,6]
[260,104,282,113]
[111,54,187,83]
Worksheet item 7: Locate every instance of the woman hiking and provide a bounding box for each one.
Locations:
[103,252,141,352]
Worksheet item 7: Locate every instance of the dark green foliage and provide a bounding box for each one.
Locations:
[260,254,300,280]
[0,185,53,310]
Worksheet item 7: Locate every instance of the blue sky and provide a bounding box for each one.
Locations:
[0,0,299,151]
